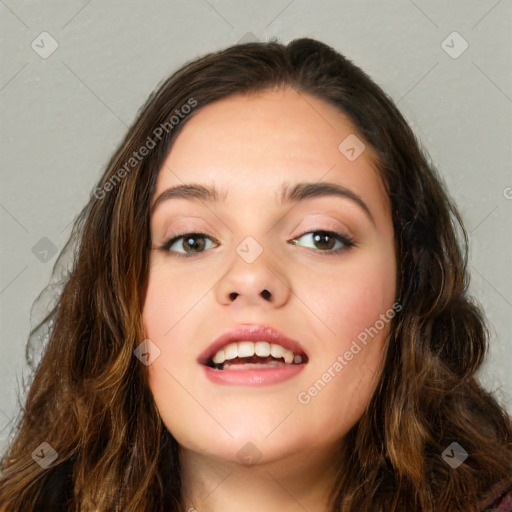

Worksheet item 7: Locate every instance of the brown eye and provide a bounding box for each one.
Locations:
[291,230,355,254]
[161,233,218,257]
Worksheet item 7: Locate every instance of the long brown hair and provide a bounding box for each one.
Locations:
[0,37,510,512]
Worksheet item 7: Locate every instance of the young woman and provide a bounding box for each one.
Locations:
[0,37,511,512]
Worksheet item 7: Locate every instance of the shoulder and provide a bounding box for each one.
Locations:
[481,482,512,511]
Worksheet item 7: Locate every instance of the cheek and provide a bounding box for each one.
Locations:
[303,248,396,349]
[142,261,214,417]
[142,259,207,338]
[142,268,185,396]
[295,249,396,418]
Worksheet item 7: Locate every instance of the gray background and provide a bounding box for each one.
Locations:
[1,1,511,455]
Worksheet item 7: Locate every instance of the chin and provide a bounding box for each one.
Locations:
[180,431,307,466]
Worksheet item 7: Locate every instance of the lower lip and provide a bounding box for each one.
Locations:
[202,364,305,386]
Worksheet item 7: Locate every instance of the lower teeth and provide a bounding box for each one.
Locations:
[209,355,301,370]
[222,361,286,370]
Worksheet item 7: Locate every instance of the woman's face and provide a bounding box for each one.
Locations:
[142,87,397,465]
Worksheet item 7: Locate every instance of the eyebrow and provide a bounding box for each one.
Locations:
[150,181,375,224]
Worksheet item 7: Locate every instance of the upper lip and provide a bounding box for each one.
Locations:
[198,324,308,365]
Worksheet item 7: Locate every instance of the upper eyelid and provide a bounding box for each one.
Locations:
[154,208,358,229]
[163,227,351,239]
[165,230,219,243]
[159,216,355,239]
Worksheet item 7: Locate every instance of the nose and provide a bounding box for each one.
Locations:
[214,244,291,309]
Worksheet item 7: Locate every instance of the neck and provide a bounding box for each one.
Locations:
[180,443,340,512]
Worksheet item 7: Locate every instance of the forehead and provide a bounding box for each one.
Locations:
[154,87,389,218]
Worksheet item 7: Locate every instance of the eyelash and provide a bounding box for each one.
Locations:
[159,230,356,259]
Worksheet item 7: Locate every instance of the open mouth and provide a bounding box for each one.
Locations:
[205,341,309,370]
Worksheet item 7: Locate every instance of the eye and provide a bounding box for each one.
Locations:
[160,232,219,258]
[290,230,355,255]
[159,229,355,259]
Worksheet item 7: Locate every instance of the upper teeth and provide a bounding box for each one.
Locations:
[212,341,301,365]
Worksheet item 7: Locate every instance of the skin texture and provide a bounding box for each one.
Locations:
[142,87,397,511]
